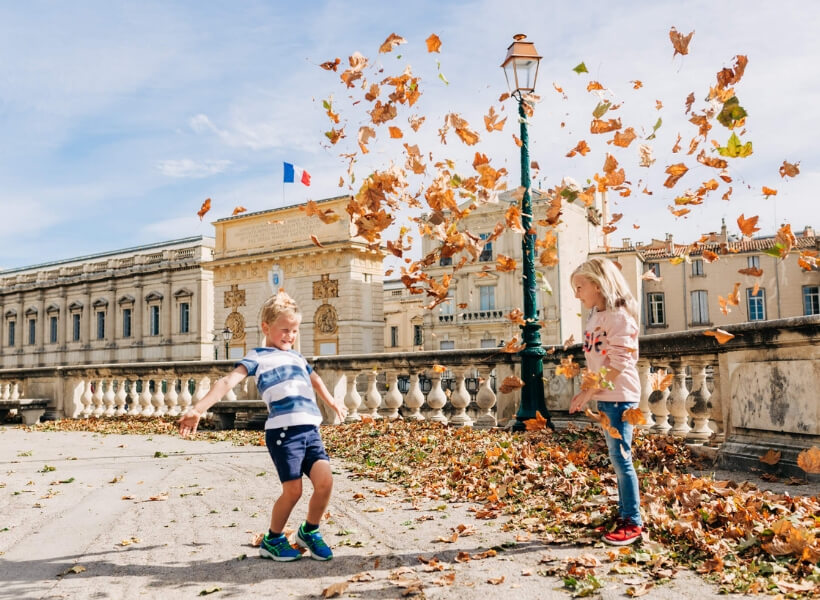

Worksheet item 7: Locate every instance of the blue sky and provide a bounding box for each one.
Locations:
[1,0,818,270]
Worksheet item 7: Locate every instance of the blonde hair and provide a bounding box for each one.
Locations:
[260,290,300,324]
[571,258,638,322]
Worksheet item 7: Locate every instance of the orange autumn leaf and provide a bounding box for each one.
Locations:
[388,126,404,139]
[555,357,580,379]
[302,200,340,224]
[590,118,622,134]
[649,369,674,392]
[378,33,407,54]
[702,249,719,263]
[718,295,730,316]
[704,328,735,344]
[432,364,447,374]
[738,267,763,277]
[669,206,690,218]
[501,337,526,353]
[737,214,761,237]
[506,308,526,326]
[483,106,506,132]
[585,408,622,439]
[232,206,247,216]
[610,127,636,148]
[797,446,820,474]
[325,127,345,144]
[727,282,741,306]
[310,235,324,248]
[496,255,517,272]
[759,449,782,466]
[524,411,548,431]
[567,140,591,157]
[499,375,525,394]
[669,26,694,57]
[319,58,341,72]
[587,81,604,92]
[623,407,647,426]
[779,160,800,178]
[797,250,818,271]
[197,198,211,220]
[663,163,689,188]
[512,134,523,147]
[631,80,643,89]
[504,204,525,233]
[762,186,777,198]
[426,33,442,53]
[408,115,425,132]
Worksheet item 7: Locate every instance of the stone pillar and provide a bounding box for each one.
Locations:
[686,358,713,443]
[668,360,691,438]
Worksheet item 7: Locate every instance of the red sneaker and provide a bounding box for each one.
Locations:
[603,521,642,546]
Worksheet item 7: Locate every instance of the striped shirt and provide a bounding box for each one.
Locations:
[237,348,322,429]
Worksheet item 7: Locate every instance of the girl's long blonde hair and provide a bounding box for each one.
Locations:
[260,290,300,324]
[571,258,639,322]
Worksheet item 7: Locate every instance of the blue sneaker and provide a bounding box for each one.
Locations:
[259,533,302,561]
[294,524,333,560]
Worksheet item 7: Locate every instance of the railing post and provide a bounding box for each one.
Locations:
[103,380,116,417]
[448,370,473,427]
[362,371,383,419]
[382,372,403,420]
[166,379,180,416]
[649,363,671,434]
[81,380,94,418]
[426,372,447,423]
[114,380,127,416]
[343,371,362,422]
[474,367,498,428]
[127,381,141,416]
[686,358,713,443]
[92,379,105,418]
[668,361,691,437]
[404,373,425,421]
[140,379,154,416]
[152,379,166,417]
[636,360,655,430]
[178,378,192,415]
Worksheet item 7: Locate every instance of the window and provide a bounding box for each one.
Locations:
[747,255,760,270]
[440,340,455,350]
[647,292,666,326]
[50,316,58,343]
[390,326,398,347]
[480,338,496,348]
[803,286,819,316]
[439,255,452,267]
[123,308,132,338]
[691,259,704,276]
[8,321,15,346]
[150,305,160,336]
[413,324,423,346]
[478,233,493,262]
[645,262,660,277]
[28,319,36,345]
[440,298,453,315]
[179,302,190,334]
[746,288,766,321]
[72,314,81,341]
[96,311,106,339]
[479,286,495,310]
[690,290,709,325]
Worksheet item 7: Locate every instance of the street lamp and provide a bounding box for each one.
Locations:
[501,34,553,430]
[221,326,233,360]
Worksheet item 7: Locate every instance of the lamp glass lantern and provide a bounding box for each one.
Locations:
[501,34,542,99]
[221,327,233,358]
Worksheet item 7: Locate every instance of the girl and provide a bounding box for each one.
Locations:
[569,258,643,545]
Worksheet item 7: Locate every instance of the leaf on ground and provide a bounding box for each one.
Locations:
[322,581,350,598]
[759,449,782,465]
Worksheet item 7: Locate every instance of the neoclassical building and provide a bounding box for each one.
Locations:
[209,195,385,357]
[0,237,215,368]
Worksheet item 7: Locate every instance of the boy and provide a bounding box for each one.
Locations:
[178,291,348,561]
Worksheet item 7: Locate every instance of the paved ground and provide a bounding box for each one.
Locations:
[1,426,815,600]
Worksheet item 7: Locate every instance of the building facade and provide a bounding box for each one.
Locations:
[383,278,425,352]
[592,224,819,334]
[0,237,215,368]
[209,195,385,357]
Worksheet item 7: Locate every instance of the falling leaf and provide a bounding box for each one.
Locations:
[501,337,526,353]
[524,411,549,431]
[704,329,735,344]
[702,250,719,263]
[663,163,689,188]
[319,58,341,71]
[496,255,517,272]
[738,267,763,277]
[717,132,753,158]
[762,186,777,198]
[611,128,636,148]
[590,118,622,134]
[669,27,694,57]
[796,446,820,474]
[779,160,800,178]
[302,200,340,224]
[573,62,588,74]
[379,33,407,53]
[322,581,350,598]
[623,408,647,426]
[759,449,782,466]
[649,369,674,392]
[432,364,446,373]
[388,126,404,139]
[232,206,247,216]
[426,33,442,53]
[646,117,662,140]
[499,375,525,394]
[484,106,507,132]
[555,357,580,379]
[737,214,760,237]
[310,235,324,248]
[639,145,655,167]
[197,198,211,220]
[512,134,523,147]
[585,408,622,439]
[567,140,591,157]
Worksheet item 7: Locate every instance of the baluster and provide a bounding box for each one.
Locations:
[91,380,105,418]
[178,378,193,415]
[10,382,20,402]
[649,363,671,434]
[152,379,166,417]
[668,361,690,437]
[686,359,713,442]
[166,379,180,416]
[404,373,425,421]
[474,368,498,428]
[426,372,447,423]
[383,372,403,420]
[362,371,382,419]
[103,380,116,417]
[448,369,473,427]
[194,377,210,415]
[114,380,127,416]
[68,379,85,419]
[708,362,724,443]
[637,360,654,430]
[343,372,362,422]
[139,379,154,416]
[1,383,9,401]
[127,380,142,416]
[81,380,94,418]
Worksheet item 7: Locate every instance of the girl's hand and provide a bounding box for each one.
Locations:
[330,400,348,423]
[569,390,593,414]
[178,408,202,437]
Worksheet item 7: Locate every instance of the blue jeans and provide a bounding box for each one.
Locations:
[597,402,642,527]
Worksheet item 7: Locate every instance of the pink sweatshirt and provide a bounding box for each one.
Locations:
[583,307,641,403]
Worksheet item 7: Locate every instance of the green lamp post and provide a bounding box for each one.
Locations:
[501,34,553,430]
[221,326,233,360]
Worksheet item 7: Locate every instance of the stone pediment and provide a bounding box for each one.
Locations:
[5,308,17,318]
[144,291,164,303]
[25,306,38,316]
[118,295,135,305]
[173,287,193,298]
[92,298,109,308]
[46,304,60,313]
[68,301,83,311]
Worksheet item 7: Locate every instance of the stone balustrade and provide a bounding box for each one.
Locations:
[1,316,817,472]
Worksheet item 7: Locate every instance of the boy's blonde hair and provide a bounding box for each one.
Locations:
[571,258,639,322]
[260,290,300,324]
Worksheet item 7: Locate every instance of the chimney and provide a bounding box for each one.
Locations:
[804,225,816,238]
[720,218,728,242]
[622,238,632,249]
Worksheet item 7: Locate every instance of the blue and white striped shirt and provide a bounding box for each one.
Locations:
[237,348,322,429]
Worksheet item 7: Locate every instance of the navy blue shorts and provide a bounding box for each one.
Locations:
[265,424,329,482]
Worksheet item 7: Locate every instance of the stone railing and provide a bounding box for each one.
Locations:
[1,316,817,472]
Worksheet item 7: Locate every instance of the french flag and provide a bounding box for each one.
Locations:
[283,162,311,186]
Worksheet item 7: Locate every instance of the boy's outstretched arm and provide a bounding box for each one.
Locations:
[310,371,348,423]
[178,365,248,437]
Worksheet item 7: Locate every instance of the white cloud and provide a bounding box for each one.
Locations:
[156,158,233,178]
